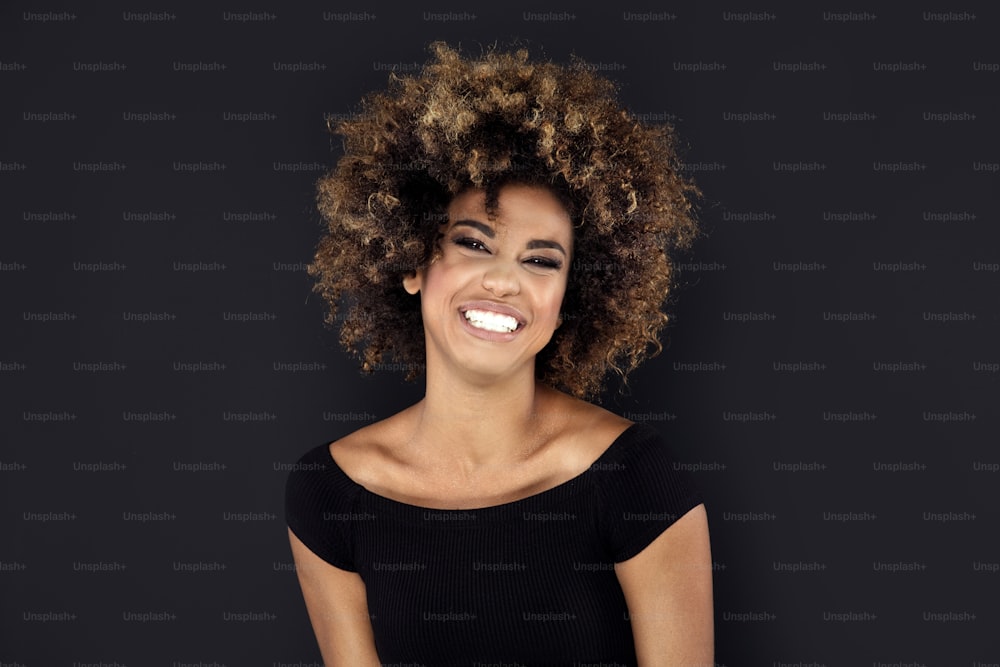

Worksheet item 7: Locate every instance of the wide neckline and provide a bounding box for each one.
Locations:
[322,421,648,518]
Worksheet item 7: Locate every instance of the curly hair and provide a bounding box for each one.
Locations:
[307,41,701,399]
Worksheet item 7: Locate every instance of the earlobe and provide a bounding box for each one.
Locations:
[402,269,422,295]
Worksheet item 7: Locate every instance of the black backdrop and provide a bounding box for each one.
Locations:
[2,1,998,665]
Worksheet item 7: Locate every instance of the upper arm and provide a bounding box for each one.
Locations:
[614,503,714,667]
[288,528,381,666]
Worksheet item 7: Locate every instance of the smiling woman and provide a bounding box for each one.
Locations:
[285,42,713,666]
[305,41,700,400]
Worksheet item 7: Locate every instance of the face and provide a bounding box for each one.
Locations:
[403,183,573,383]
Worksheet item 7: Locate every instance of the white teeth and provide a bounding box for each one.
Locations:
[464,309,518,333]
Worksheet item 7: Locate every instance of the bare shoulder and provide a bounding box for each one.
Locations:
[326,405,419,489]
[540,386,634,469]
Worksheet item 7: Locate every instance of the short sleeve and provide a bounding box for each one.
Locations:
[595,423,705,563]
[284,444,361,572]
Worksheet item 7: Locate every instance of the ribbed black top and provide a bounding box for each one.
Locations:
[285,422,703,666]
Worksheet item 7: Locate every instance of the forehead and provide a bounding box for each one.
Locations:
[446,184,572,239]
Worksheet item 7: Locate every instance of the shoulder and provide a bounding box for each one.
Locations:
[323,404,420,493]
[283,410,423,571]
[540,387,635,472]
[588,417,697,498]
[578,417,704,564]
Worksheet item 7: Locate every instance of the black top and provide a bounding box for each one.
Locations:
[284,422,704,666]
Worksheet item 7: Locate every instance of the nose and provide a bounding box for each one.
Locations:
[481,262,520,297]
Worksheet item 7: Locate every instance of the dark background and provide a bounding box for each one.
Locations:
[2,1,997,665]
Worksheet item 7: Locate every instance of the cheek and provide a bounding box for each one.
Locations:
[421,261,453,292]
[540,280,569,317]
[419,261,466,311]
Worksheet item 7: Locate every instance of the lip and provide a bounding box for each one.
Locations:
[458,301,527,342]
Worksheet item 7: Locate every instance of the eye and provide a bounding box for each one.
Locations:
[452,237,490,253]
[524,256,563,270]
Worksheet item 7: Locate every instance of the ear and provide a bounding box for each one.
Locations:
[402,269,423,295]
[555,314,563,329]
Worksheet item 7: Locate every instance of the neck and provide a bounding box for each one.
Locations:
[407,362,557,470]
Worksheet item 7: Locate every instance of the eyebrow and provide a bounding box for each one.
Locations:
[452,219,568,257]
[453,219,495,238]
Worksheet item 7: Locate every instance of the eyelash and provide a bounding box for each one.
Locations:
[453,237,488,252]
[451,237,563,270]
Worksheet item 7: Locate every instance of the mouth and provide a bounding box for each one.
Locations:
[463,309,520,333]
[458,302,526,336]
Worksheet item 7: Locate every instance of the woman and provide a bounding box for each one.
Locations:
[285,42,713,666]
